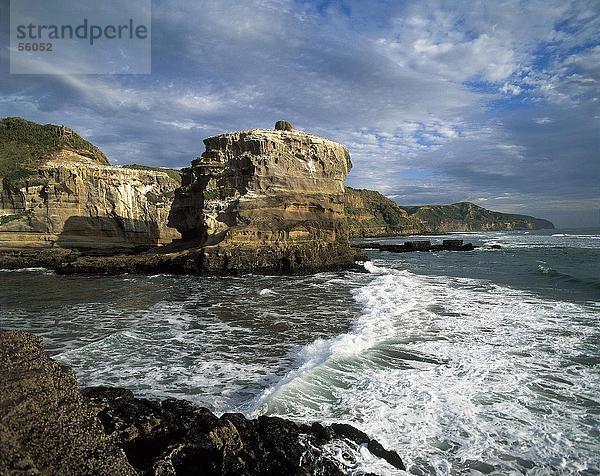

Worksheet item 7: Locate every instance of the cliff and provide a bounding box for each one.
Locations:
[404,202,555,233]
[0,120,364,274]
[0,330,405,475]
[345,187,554,237]
[164,122,359,273]
[0,118,181,250]
[345,186,416,237]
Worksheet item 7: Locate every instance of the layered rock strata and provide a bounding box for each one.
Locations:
[0,153,180,250]
[164,124,359,273]
[0,118,181,251]
[0,118,366,273]
[0,330,405,475]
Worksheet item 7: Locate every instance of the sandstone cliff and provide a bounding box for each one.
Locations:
[0,118,181,250]
[165,123,358,272]
[0,120,364,274]
[346,187,554,237]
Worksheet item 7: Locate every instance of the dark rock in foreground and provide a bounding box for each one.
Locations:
[0,330,404,475]
[0,331,135,475]
[84,387,405,475]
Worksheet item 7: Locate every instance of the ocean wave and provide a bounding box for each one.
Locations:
[0,267,51,274]
[537,263,600,289]
[253,261,600,474]
[552,233,600,239]
[259,288,277,296]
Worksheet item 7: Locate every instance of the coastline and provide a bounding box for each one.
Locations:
[0,244,369,276]
[2,230,598,473]
[0,330,405,475]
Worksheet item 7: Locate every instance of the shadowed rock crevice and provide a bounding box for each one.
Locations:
[56,215,162,251]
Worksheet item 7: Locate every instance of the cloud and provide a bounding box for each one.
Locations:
[500,83,523,95]
[0,0,598,226]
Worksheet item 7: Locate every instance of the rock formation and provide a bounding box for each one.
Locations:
[0,118,181,251]
[0,120,365,274]
[166,123,359,273]
[0,330,405,475]
[0,331,135,475]
[274,120,294,131]
[345,187,554,237]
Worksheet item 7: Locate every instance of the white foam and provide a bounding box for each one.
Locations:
[259,288,277,296]
[0,267,50,273]
[254,262,600,474]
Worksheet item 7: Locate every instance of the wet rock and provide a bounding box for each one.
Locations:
[40,243,368,276]
[84,387,405,475]
[0,330,135,475]
[358,240,476,253]
[0,330,405,475]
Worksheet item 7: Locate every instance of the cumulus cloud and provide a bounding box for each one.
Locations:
[0,0,598,226]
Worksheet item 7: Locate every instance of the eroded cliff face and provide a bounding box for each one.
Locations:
[167,126,355,271]
[0,150,180,250]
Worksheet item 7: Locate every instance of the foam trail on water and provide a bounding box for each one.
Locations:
[254,260,600,475]
[251,261,412,414]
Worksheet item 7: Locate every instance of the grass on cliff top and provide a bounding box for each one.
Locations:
[0,117,109,186]
[405,202,514,221]
[345,186,408,228]
[123,164,182,184]
[402,202,553,228]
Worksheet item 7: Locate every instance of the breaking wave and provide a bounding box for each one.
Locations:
[254,261,600,474]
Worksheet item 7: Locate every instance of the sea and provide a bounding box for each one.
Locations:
[1,229,599,475]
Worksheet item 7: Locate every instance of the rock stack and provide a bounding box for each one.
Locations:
[167,122,360,273]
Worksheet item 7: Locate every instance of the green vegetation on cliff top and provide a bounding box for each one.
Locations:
[345,186,408,233]
[404,202,554,230]
[345,187,554,236]
[0,117,109,185]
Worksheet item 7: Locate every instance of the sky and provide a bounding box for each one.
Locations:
[1,0,599,227]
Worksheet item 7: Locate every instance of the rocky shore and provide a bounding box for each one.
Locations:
[356,239,477,253]
[0,240,367,276]
[1,119,366,275]
[0,330,405,475]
